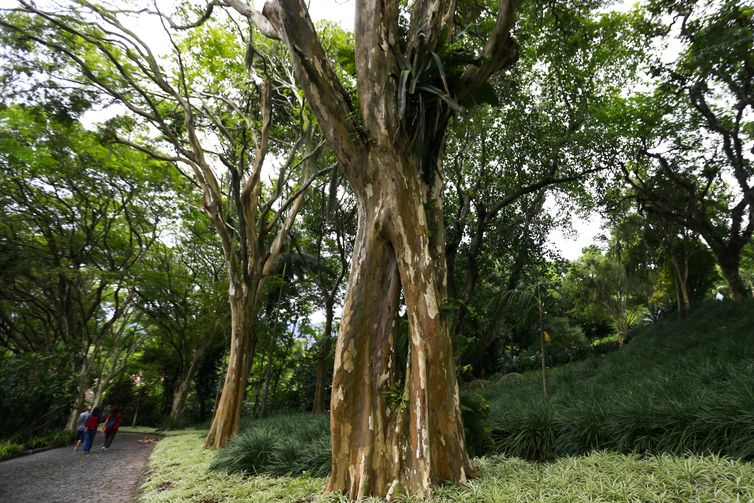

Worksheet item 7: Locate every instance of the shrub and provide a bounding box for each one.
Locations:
[211,413,330,476]
[0,441,24,461]
[460,392,492,457]
[22,430,71,450]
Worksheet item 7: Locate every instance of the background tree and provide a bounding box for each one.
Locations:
[134,206,228,423]
[1,4,332,447]
[619,0,754,300]
[291,171,355,414]
[443,1,643,376]
[0,103,169,430]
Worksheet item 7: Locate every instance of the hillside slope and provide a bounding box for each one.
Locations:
[481,299,754,460]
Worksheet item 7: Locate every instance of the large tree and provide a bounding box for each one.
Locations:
[196,0,519,498]
[620,0,754,300]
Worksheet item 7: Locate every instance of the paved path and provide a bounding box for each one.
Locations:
[0,432,158,503]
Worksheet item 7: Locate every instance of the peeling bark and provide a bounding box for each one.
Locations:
[228,0,518,497]
[327,151,470,499]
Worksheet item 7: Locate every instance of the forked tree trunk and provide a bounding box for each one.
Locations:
[255,0,516,497]
[170,343,209,421]
[203,286,257,448]
[327,152,470,499]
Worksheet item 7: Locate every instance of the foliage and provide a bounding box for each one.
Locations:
[210,414,330,477]
[481,299,754,461]
[0,441,23,461]
[0,350,77,436]
[617,0,754,298]
[459,392,492,457]
[0,429,71,461]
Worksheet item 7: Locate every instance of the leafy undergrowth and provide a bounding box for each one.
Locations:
[140,300,754,501]
[140,429,754,502]
[210,414,330,477]
[0,430,71,460]
[481,299,754,460]
[139,428,324,503]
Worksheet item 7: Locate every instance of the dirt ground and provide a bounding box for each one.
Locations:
[0,432,158,503]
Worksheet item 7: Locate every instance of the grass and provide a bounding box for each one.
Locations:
[481,299,754,460]
[139,428,324,503]
[139,299,754,501]
[140,430,754,502]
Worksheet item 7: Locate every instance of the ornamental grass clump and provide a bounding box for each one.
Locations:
[210,413,330,476]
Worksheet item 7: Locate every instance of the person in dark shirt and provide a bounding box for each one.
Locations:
[101,408,123,450]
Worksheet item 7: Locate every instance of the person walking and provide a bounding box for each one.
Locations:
[101,408,123,450]
[81,406,101,455]
[73,405,91,451]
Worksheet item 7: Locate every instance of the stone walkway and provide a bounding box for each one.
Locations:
[0,432,158,503]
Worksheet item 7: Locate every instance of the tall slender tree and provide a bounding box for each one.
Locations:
[1,4,331,446]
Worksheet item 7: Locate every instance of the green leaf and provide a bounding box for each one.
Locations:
[417,84,463,112]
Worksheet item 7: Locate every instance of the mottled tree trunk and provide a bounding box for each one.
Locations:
[203,286,256,448]
[327,152,470,499]
[257,0,517,496]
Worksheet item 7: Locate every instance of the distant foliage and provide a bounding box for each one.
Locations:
[0,351,77,437]
[0,442,23,461]
[482,300,754,461]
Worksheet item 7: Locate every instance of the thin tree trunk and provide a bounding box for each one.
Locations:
[669,254,691,317]
[538,287,547,396]
[65,359,91,431]
[312,301,335,414]
[258,346,275,418]
[203,286,256,448]
[170,343,208,421]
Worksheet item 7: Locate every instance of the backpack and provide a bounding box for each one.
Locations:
[85,414,99,430]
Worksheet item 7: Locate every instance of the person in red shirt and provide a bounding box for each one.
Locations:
[102,408,123,450]
[82,407,101,454]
